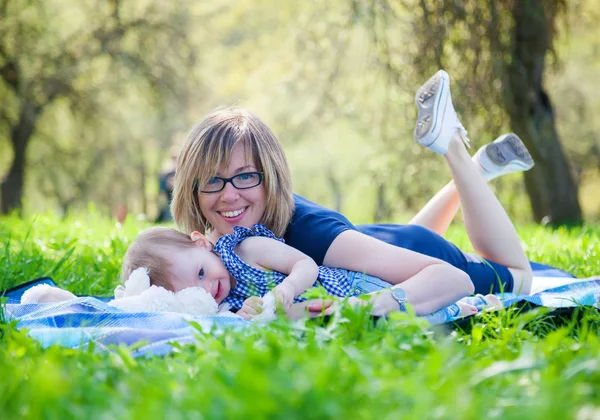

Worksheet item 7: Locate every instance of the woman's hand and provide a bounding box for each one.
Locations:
[286,299,335,320]
[237,296,264,320]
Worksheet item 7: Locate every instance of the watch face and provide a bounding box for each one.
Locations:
[391,287,407,302]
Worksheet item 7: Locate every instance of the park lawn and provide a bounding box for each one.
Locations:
[1,214,600,419]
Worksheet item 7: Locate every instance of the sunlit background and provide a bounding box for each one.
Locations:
[1,0,599,224]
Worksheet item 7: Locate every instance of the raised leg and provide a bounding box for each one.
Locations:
[413,70,533,294]
[407,180,460,235]
[409,133,534,236]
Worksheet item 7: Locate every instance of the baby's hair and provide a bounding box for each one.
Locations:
[171,107,294,237]
[121,227,197,291]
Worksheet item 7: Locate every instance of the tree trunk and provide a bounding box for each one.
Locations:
[0,101,40,215]
[373,182,391,223]
[506,0,582,225]
[326,170,343,213]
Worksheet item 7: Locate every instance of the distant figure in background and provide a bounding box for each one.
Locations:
[113,204,128,224]
[155,147,179,223]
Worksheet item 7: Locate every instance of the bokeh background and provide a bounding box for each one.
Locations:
[1,0,599,225]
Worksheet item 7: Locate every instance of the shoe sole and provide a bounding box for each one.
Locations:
[414,70,449,147]
[485,133,534,169]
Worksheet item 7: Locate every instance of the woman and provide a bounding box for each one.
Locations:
[171,70,534,317]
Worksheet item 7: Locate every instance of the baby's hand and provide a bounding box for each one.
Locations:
[272,283,295,312]
[237,296,264,320]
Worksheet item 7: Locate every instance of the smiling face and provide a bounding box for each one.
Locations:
[198,142,267,241]
[171,108,295,239]
[166,243,233,304]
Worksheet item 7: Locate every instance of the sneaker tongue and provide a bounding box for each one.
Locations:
[457,127,471,148]
[444,100,471,148]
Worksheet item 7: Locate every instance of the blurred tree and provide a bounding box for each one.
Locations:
[403,0,582,225]
[283,0,584,224]
[0,0,197,214]
[197,0,598,223]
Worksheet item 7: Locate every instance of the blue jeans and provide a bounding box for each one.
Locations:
[347,271,488,324]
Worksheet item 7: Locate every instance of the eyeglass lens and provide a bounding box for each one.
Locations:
[201,172,262,192]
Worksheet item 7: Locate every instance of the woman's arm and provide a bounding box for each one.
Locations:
[361,264,474,316]
[324,230,474,315]
[237,237,319,308]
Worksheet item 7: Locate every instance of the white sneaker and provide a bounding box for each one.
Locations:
[475,133,534,179]
[414,70,470,155]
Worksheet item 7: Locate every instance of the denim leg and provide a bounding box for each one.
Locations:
[422,304,462,324]
[347,272,392,296]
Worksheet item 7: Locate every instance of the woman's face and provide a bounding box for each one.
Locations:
[198,142,267,239]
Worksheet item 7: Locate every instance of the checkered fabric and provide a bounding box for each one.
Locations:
[214,224,353,311]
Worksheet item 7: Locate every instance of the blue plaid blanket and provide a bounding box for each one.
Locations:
[3,298,248,357]
[2,263,599,357]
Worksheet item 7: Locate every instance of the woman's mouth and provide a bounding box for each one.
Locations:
[218,207,247,222]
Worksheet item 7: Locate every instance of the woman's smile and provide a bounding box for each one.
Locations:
[218,207,248,220]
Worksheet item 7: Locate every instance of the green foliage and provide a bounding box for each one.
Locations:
[0,211,149,294]
[2,215,600,418]
[2,0,600,223]
[0,0,199,215]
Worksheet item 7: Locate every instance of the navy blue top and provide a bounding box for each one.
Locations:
[283,195,356,265]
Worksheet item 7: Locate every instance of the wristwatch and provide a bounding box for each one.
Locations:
[390,286,408,312]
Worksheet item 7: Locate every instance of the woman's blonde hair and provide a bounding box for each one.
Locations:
[121,227,197,291]
[171,108,294,237]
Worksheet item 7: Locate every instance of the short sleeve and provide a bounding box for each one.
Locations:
[283,195,357,265]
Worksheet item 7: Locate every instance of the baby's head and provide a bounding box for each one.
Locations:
[121,227,232,303]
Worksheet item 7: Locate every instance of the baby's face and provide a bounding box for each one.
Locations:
[167,245,232,303]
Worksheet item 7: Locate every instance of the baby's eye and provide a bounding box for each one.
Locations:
[198,268,205,279]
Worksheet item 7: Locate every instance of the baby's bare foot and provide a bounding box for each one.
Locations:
[457,302,479,317]
[482,294,503,311]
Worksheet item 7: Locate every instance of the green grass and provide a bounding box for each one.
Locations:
[1,213,600,419]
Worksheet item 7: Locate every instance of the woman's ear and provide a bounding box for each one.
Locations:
[190,231,212,250]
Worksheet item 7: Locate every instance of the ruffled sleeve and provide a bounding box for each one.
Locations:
[214,224,287,287]
[213,224,294,311]
[251,224,285,243]
[214,224,283,255]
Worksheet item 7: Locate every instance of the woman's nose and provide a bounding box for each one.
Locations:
[219,181,240,202]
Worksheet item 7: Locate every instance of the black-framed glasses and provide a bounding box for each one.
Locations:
[197,171,264,193]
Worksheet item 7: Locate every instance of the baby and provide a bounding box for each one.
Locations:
[118,224,320,319]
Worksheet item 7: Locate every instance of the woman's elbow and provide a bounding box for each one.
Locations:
[464,275,476,296]
[452,266,475,296]
[511,267,533,295]
[433,263,474,297]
